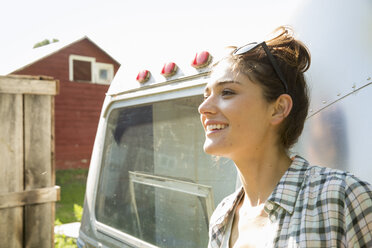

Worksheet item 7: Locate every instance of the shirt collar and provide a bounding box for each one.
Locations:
[267,155,309,214]
[212,186,244,225]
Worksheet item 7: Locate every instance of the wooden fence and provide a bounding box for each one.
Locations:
[0,75,60,248]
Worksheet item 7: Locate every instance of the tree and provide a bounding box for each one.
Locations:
[33,38,59,49]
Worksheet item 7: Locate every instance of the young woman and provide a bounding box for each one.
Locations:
[199,26,372,247]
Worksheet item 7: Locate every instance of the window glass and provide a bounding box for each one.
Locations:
[95,62,113,84]
[99,69,108,80]
[95,95,237,247]
[73,60,92,81]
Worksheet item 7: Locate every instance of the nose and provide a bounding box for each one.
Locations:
[198,95,217,115]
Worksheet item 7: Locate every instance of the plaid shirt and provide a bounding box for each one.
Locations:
[208,156,372,247]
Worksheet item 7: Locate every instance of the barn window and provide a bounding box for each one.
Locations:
[69,55,114,84]
[69,55,95,82]
[95,62,114,84]
[73,60,92,81]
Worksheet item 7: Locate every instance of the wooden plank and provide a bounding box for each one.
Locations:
[24,94,54,248]
[0,186,60,209]
[0,76,59,95]
[51,97,56,186]
[6,74,54,80]
[0,93,24,248]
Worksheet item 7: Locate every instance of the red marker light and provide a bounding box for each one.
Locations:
[136,70,150,83]
[161,62,177,77]
[191,51,212,68]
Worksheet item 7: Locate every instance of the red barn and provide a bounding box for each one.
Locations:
[10,37,120,169]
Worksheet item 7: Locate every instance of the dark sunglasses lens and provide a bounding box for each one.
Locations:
[234,42,259,55]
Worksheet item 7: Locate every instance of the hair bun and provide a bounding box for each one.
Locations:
[267,26,311,73]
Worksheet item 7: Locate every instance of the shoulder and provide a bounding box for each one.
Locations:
[304,164,372,197]
[303,164,372,245]
[339,173,372,245]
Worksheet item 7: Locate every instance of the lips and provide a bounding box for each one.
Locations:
[206,124,228,131]
[203,119,229,134]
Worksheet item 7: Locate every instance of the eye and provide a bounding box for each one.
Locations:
[221,88,235,97]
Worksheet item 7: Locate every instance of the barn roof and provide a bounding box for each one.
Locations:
[7,36,120,75]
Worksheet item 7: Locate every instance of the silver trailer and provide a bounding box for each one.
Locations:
[78,1,372,247]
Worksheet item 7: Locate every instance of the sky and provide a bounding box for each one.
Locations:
[0,0,300,76]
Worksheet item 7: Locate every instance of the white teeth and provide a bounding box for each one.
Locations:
[206,124,227,131]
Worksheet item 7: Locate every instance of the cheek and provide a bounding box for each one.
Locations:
[200,115,206,128]
[230,105,268,134]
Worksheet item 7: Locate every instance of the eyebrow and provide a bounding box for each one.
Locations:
[217,80,242,86]
[204,80,242,93]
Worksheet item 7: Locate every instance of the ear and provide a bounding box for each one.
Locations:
[270,94,293,126]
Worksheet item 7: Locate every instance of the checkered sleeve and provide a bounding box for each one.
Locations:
[344,175,372,247]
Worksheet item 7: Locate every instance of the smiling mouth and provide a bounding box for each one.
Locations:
[206,124,229,131]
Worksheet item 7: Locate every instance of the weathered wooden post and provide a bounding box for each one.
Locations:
[0,75,60,248]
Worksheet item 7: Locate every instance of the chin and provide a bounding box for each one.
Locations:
[203,141,227,156]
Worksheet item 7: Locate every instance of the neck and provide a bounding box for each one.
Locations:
[233,145,291,208]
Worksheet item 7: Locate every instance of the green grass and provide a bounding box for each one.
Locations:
[55,233,77,248]
[56,168,88,223]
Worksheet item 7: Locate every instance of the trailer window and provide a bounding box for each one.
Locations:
[95,95,238,247]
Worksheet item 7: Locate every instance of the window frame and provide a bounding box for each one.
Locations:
[128,171,215,239]
[69,55,96,82]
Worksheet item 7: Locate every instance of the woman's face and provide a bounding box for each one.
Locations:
[198,60,274,159]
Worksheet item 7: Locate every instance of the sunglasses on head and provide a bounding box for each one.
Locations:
[233,42,289,94]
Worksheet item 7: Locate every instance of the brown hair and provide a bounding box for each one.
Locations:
[221,26,311,149]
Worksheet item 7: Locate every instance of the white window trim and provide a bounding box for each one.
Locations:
[94,62,114,85]
[69,55,96,82]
